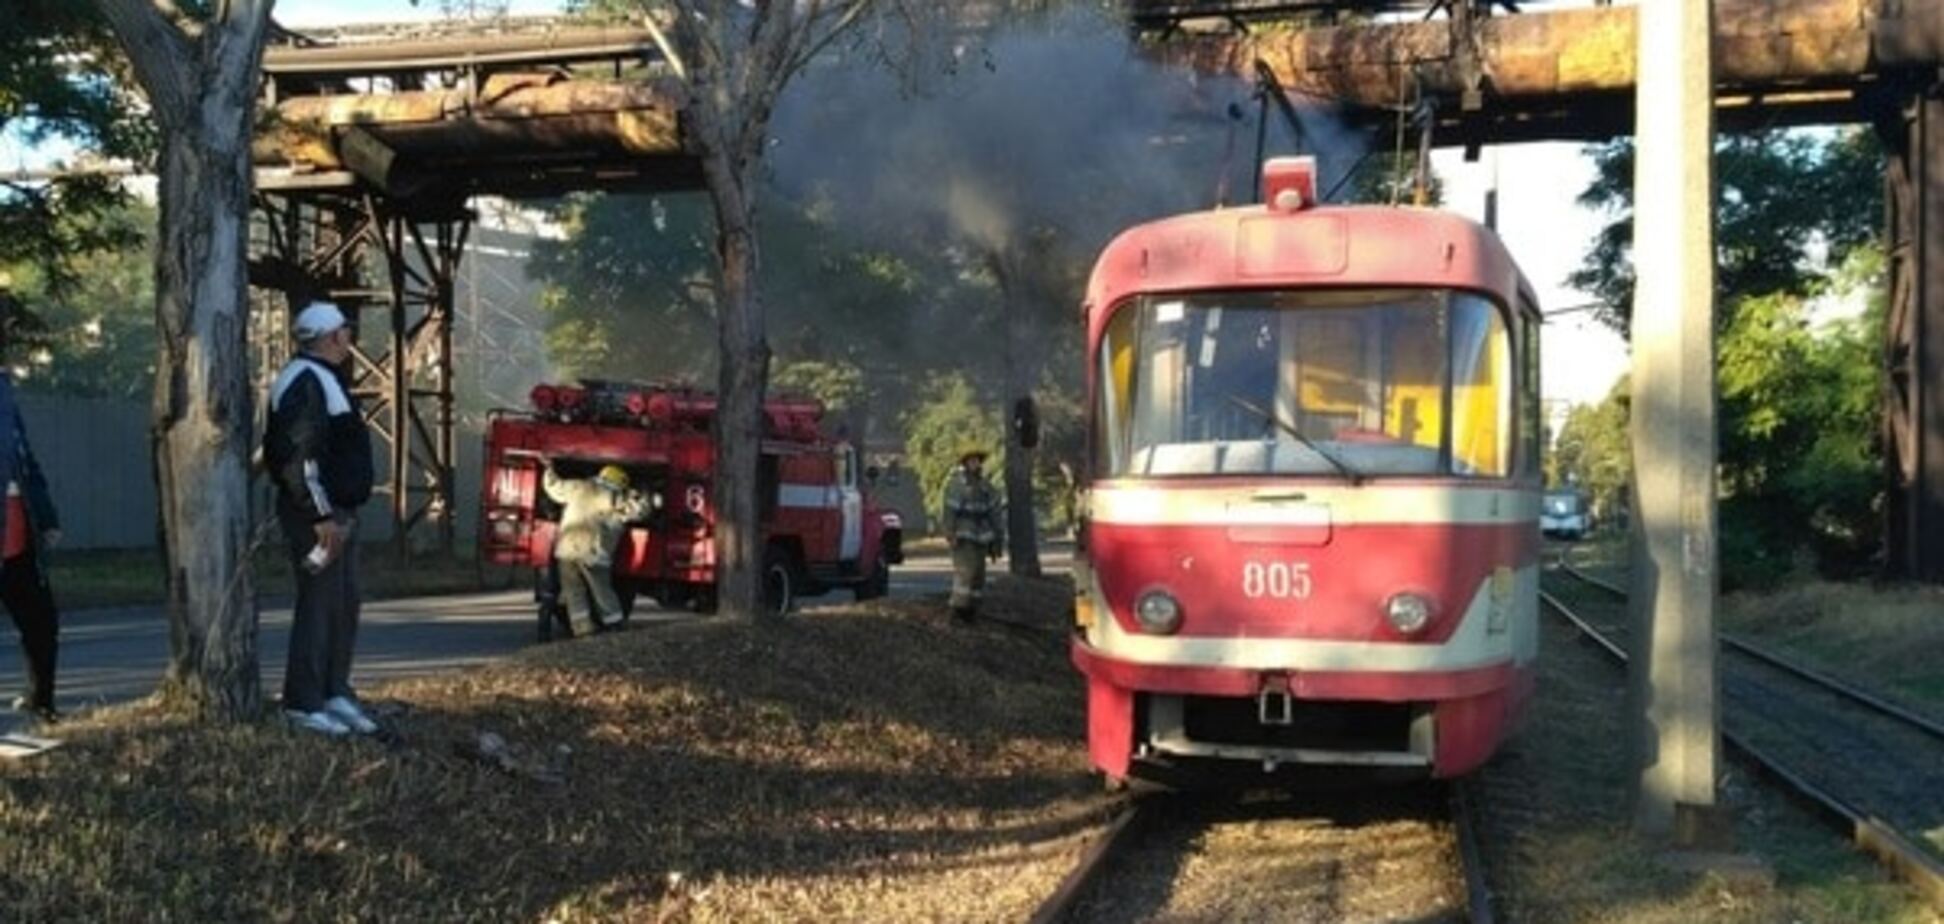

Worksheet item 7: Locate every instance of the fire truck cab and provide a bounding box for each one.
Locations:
[481,381,904,637]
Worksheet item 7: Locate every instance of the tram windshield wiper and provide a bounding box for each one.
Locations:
[1223,392,1364,485]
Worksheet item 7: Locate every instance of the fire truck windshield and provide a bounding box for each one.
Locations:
[1094,288,1512,480]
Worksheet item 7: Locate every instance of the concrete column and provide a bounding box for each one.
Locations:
[1627,0,1720,839]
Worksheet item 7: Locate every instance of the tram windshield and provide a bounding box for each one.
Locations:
[1094,288,1514,479]
[1545,492,1584,516]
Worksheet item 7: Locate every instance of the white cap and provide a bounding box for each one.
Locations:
[292,301,347,341]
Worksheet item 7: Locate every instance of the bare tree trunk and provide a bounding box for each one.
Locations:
[151,127,262,718]
[696,141,771,621]
[664,0,884,618]
[100,0,273,720]
[993,249,1042,577]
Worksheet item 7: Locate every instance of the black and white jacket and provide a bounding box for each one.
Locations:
[264,356,374,530]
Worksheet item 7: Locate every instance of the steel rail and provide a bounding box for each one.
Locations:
[1026,802,1146,924]
[1719,635,1944,744]
[1537,591,1944,910]
[1449,780,1497,924]
[1553,563,1944,743]
[1537,589,1628,663]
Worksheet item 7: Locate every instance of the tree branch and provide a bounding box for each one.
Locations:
[786,0,870,77]
[212,0,277,86]
[96,0,196,117]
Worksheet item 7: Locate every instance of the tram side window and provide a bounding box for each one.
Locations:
[1449,298,1512,478]
[1521,306,1542,477]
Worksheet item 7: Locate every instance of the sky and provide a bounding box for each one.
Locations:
[1433,145,1630,412]
[22,0,1628,411]
[277,0,568,27]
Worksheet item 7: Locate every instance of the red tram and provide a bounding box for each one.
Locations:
[1071,158,1542,783]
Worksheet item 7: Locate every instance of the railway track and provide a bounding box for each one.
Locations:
[1543,565,1944,909]
[1029,782,1494,923]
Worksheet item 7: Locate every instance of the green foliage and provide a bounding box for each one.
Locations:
[2,199,154,395]
[773,359,864,417]
[1550,379,1631,525]
[1569,130,1880,336]
[902,373,1007,530]
[530,194,717,384]
[1028,383,1086,530]
[1569,128,1887,587]
[1,3,150,301]
[527,185,1032,452]
[1715,277,1884,587]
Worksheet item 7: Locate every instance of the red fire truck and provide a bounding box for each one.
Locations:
[481,380,904,638]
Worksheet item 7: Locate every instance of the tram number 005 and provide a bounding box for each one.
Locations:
[1241,561,1313,600]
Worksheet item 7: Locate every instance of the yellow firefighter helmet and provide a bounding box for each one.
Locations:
[598,465,630,490]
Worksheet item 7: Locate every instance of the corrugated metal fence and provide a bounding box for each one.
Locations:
[16,393,484,551]
[17,394,158,549]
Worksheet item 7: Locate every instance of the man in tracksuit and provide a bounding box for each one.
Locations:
[263,302,377,737]
[0,366,62,725]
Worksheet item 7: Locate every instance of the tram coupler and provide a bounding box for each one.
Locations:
[1258,676,1294,726]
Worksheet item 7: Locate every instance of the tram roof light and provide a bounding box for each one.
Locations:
[1263,156,1317,213]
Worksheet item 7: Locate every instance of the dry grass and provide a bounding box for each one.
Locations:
[1723,582,1944,715]
[0,577,1115,922]
[1481,603,1942,923]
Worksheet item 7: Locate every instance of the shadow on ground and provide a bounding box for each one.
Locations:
[0,577,1112,922]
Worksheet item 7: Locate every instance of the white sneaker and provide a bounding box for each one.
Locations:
[323,696,380,735]
[285,709,351,737]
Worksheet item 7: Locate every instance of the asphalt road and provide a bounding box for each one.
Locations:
[0,543,1073,734]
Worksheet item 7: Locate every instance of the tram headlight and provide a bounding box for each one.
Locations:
[1386,593,1435,635]
[1134,589,1183,635]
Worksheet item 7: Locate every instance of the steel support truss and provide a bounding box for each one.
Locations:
[250,188,470,556]
[1881,83,1944,582]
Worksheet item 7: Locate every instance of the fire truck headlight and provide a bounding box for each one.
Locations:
[1386,593,1435,635]
[1134,589,1183,635]
[650,491,665,510]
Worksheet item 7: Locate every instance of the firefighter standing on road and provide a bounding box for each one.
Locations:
[942,447,1004,621]
[544,462,650,637]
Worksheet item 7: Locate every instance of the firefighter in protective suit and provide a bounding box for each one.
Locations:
[544,462,651,637]
[942,447,1004,621]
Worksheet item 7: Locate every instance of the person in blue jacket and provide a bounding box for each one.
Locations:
[0,358,62,725]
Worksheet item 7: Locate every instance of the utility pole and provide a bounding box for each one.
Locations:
[1627,0,1720,840]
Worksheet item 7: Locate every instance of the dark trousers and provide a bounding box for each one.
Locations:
[282,519,360,713]
[558,559,622,637]
[1,548,57,709]
[950,541,988,616]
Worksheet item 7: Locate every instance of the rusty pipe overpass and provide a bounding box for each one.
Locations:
[249,19,702,554]
[1147,0,1944,140]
